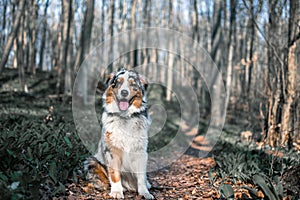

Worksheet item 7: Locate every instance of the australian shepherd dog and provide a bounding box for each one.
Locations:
[85,68,154,199]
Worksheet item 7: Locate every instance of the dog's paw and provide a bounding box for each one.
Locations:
[109,191,124,199]
[139,192,154,199]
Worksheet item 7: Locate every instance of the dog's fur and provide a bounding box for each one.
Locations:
[85,68,153,199]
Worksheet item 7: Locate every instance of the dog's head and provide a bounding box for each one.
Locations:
[103,68,148,116]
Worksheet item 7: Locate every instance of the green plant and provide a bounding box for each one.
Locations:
[0,108,89,199]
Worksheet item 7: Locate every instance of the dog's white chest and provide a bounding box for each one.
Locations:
[102,113,149,152]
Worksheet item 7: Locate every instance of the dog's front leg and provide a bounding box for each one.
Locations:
[107,150,124,199]
[134,153,154,199]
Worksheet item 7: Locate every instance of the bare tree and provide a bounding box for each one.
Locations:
[72,0,95,103]
[0,0,25,74]
[211,0,223,63]
[38,0,49,70]
[265,0,284,147]
[16,9,27,92]
[129,0,137,67]
[56,0,72,94]
[28,0,39,74]
[107,0,115,72]
[281,0,300,147]
[1,0,8,51]
[225,0,237,109]
[63,0,74,96]
[191,0,200,91]
[210,0,224,126]
[166,0,174,101]
[73,0,95,72]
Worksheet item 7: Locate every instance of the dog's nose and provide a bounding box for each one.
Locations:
[121,90,129,97]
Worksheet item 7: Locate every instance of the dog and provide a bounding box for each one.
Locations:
[85,68,154,199]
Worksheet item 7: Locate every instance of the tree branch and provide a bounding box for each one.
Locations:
[242,0,284,67]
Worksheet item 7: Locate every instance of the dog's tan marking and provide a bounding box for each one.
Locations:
[108,166,121,183]
[105,132,123,154]
[93,163,109,184]
[87,157,109,188]
[132,91,143,109]
[117,77,124,83]
[105,132,123,183]
[106,87,115,104]
[129,78,135,84]
[105,132,112,142]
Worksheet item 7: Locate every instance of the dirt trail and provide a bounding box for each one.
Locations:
[63,155,219,199]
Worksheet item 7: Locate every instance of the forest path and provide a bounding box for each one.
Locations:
[64,155,220,199]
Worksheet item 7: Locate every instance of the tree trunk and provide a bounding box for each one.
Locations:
[246,0,255,96]
[28,0,38,74]
[64,0,74,96]
[210,0,223,126]
[72,0,95,103]
[265,0,284,147]
[73,0,95,72]
[17,15,27,92]
[101,0,106,41]
[0,0,26,74]
[23,6,29,72]
[107,0,115,72]
[211,0,222,62]
[281,0,299,148]
[1,0,8,50]
[56,0,72,94]
[142,0,148,66]
[38,0,49,70]
[119,0,127,31]
[166,0,173,101]
[129,0,137,67]
[225,0,237,109]
[192,0,200,91]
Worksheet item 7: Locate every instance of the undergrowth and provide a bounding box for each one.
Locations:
[210,139,300,199]
[0,92,89,199]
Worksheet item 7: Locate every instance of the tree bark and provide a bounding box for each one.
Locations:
[225,0,237,109]
[0,0,26,74]
[38,0,49,70]
[56,0,72,94]
[73,0,95,72]
[17,14,27,92]
[64,0,74,96]
[72,0,95,103]
[211,0,223,62]
[129,0,137,67]
[281,0,299,148]
[192,0,200,91]
[166,0,173,101]
[1,0,8,50]
[107,0,115,72]
[265,0,284,147]
[28,0,38,74]
[210,0,223,127]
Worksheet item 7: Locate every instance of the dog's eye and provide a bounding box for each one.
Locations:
[116,81,122,87]
[113,80,122,88]
[131,83,138,90]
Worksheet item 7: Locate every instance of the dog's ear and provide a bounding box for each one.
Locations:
[138,74,148,90]
[105,73,115,85]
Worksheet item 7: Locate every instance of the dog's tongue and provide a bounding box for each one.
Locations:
[119,101,129,111]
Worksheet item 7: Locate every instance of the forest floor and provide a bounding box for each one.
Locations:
[65,156,220,199]
[64,155,257,200]
[1,69,300,199]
